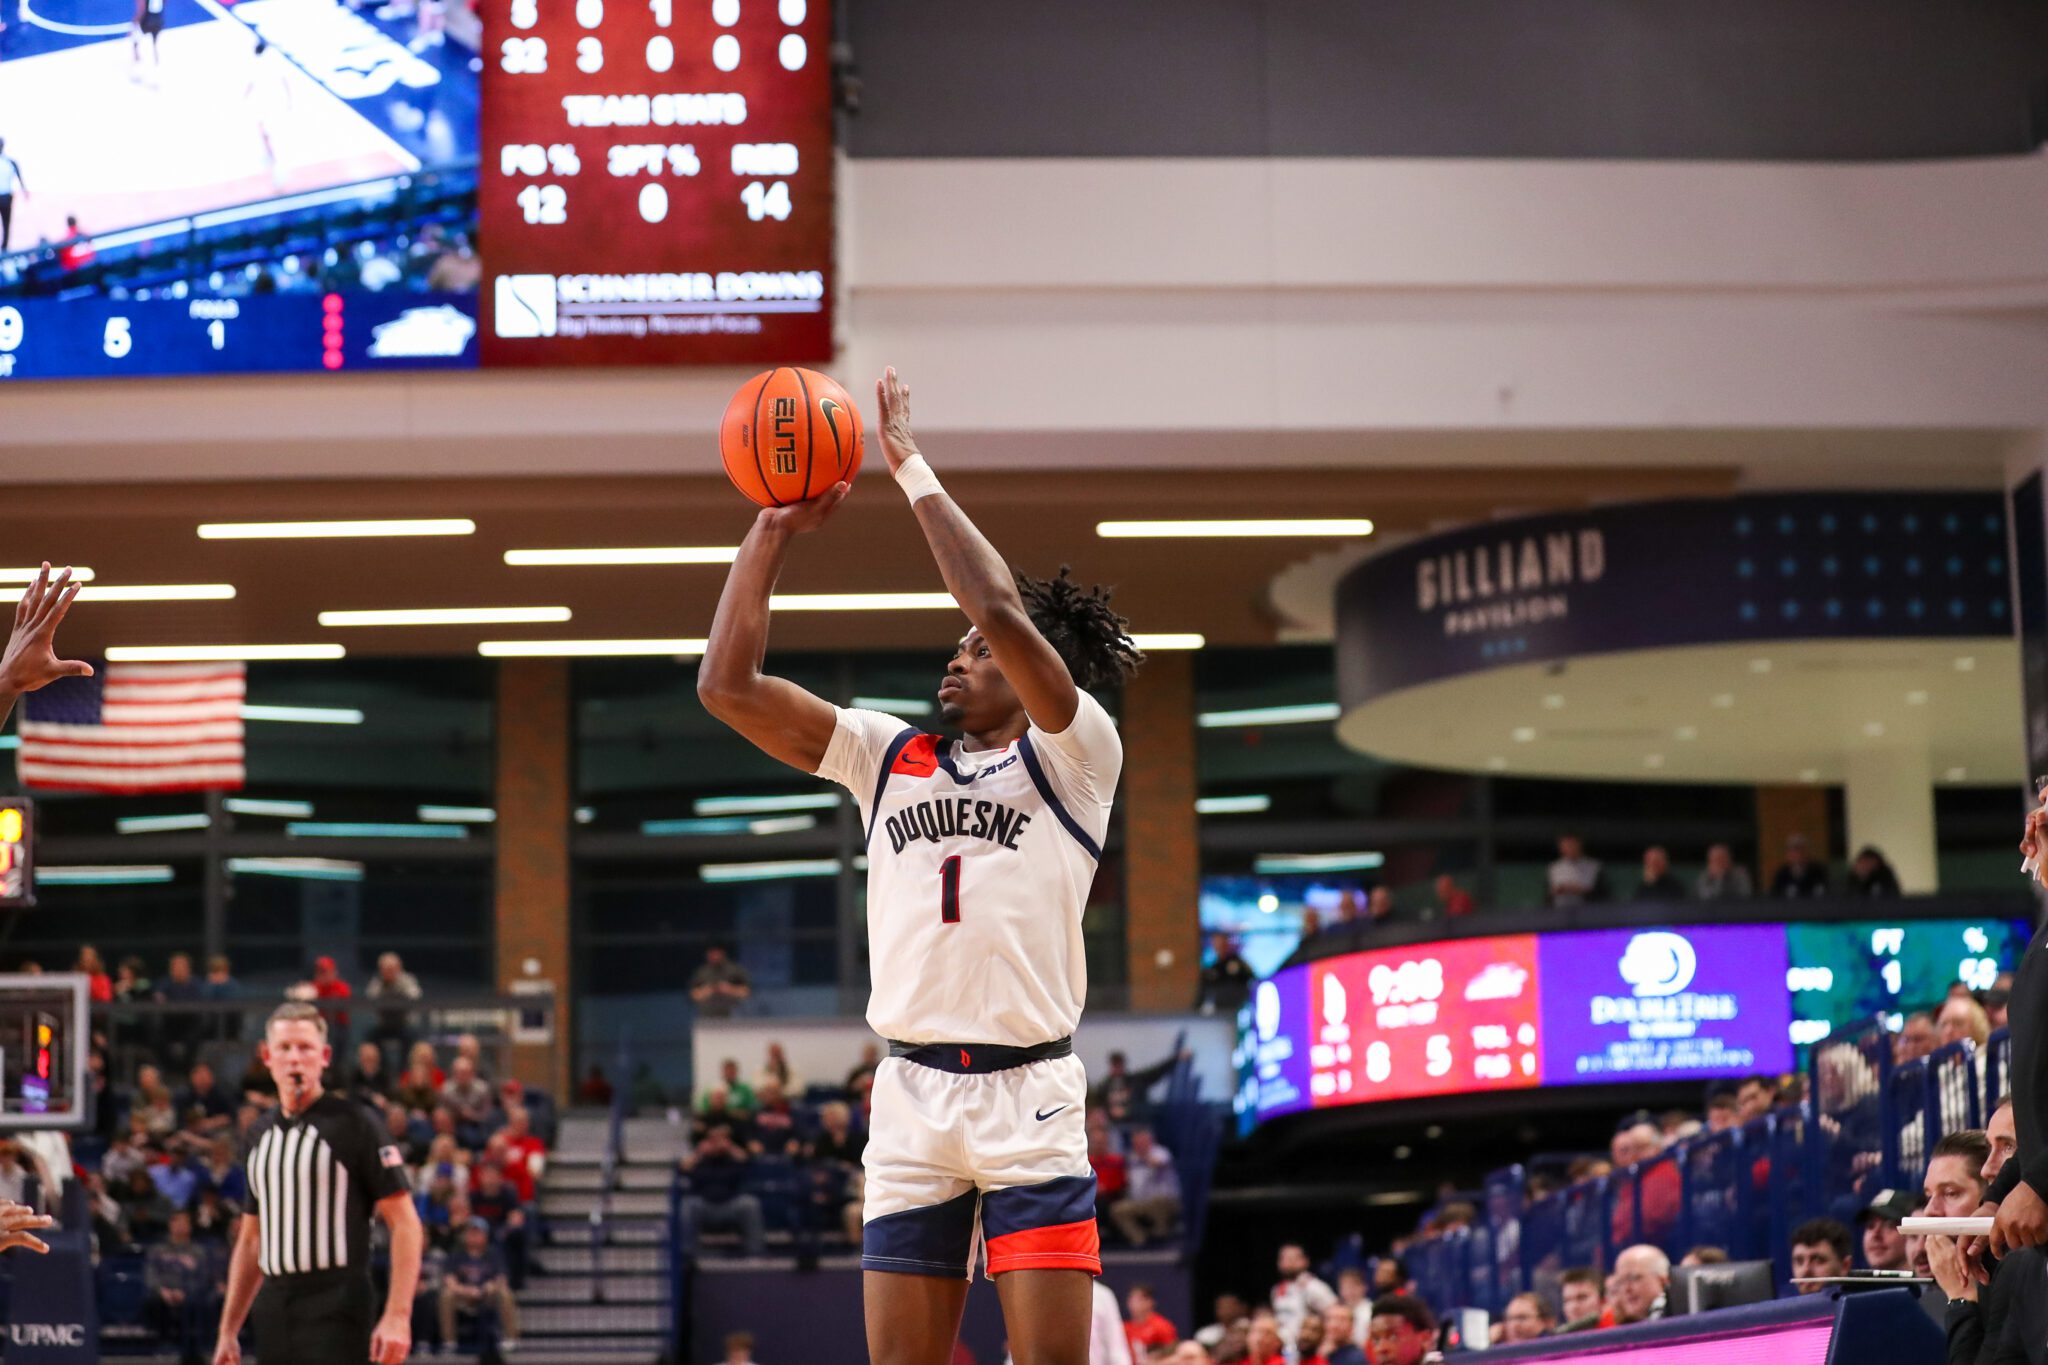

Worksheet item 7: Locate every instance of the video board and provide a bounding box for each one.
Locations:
[0,0,831,377]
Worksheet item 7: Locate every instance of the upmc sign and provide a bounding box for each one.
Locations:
[1334,492,2010,706]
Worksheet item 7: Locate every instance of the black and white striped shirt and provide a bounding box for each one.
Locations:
[241,1094,407,1277]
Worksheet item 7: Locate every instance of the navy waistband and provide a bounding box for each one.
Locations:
[887,1037,1073,1074]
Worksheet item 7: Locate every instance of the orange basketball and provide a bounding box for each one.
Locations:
[719,367,865,507]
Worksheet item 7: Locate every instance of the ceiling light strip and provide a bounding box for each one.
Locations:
[504,547,739,566]
[1253,851,1386,874]
[320,607,570,628]
[198,519,476,539]
[1097,519,1373,538]
[108,645,345,662]
[769,593,958,612]
[478,639,707,657]
[1195,702,1340,729]
[0,567,94,583]
[77,585,237,602]
[241,704,364,725]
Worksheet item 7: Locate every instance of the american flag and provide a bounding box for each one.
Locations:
[16,663,246,793]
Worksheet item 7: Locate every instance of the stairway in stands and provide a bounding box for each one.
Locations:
[512,1112,684,1363]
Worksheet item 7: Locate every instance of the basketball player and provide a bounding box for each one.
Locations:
[130,0,166,77]
[0,140,30,253]
[699,367,1144,1365]
[0,564,89,732]
[244,36,292,186]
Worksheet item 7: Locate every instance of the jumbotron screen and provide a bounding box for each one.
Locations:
[1234,917,2029,1128]
[0,0,830,377]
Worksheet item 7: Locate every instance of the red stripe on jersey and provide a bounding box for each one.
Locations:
[890,733,940,777]
[984,1218,1101,1276]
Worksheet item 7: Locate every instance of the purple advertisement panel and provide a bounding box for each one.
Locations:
[1235,964,1315,1126]
[1538,926,1793,1084]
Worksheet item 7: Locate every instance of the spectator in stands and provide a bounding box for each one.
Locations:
[1636,846,1686,901]
[1311,1303,1365,1365]
[1237,1317,1283,1365]
[1922,1130,2007,1356]
[801,1099,865,1244]
[1985,987,2011,1032]
[1499,1292,1555,1343]
[416,1133,471,1199]
[1924,1129,1991,1218]
[1332,1269,1370,1346]
[468,1161,529,1286]
[1736,1075,1777,1124]
[396,1043,443,1114]
[157,951,203,1068]
[1433,874,1475,918]
[1609,1122,1679,1244]
[694,1086,754,1146]
[713,1057,757,1112]
[1846,846,1902,898]
[756,1041,800,1096]
[1856,1190,1913,1270]
[577,1064,614,1106]
[1372,1255,1410,1295]
[1094,1048,1181,1123]
[679,1124,766,1259]
[1112,1127,1182,1248]
[1769,834,1829,897]
[1695,844,1754,900]
[443,1053,494,1141]
[1365,1296,1436,1365]
[365,950,422,1055]
[1894,1012,1939,1066]
[1605,1244,1669,1326]
[74,945,113,1002]
[119,1166,173,1241]
[198,1136,244,1207]
[439,1216,520,1352]
[1194,1294,1250,1351]
[201,954,238,1004]
[349,1041,392,1108]
[846,1041,882,1093]
[1365,887,1397,927]
[690,945,752,1018]
[1271,1243,1336,1343]
[1089,1123,1127,1221]
[1678,1246,1727,1266]
[133,1064,177,1138]
[178,1062,233,1137]
[1789,1218,1853,1292]
[1200,932,1256,1015]
[1297,907,1324,944]
[749,1078,799,1157]
[1938,995,1991,1050]
[191,1184,234,1242]
[1706,1089,1741,1133]
[146,1208,214,1362]
[1547,834,1605,906]
[1125,1284,1178,1358]
[1986,1097,2016,1185]
[1558,1266,1605,1329]
[719,1331,759,1365]
[293,955,353,1035]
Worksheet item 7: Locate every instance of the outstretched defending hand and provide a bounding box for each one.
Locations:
[875,365,921,474]
[0,1200,53,1254]
[759,482,850,536]
[1,564,91,698]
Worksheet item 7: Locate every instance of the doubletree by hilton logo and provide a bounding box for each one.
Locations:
[1414,526,1606,637]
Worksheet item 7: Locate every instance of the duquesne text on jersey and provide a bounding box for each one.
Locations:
[882,795,1034,855]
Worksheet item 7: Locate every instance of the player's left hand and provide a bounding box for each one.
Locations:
[0,1200,53,1254]
[1992,1180,2048,1259]
[0,564,91,697]
[875,366,921,473]
[369,1310,411,1365]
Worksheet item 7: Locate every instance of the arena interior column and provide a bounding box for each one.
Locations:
[1121,650,1200,1012]
[1843,747,1938,894]
[494,658,572,1100]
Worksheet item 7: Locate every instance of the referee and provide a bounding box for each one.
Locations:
[213,1003,422,1365]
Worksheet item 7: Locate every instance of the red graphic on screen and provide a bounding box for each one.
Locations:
[1305,935,1543,1108]
[479,0,834,366]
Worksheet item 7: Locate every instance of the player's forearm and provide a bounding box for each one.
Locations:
[697,516,793,707]
[217,1224,263,1337]
[910,494,1026,631]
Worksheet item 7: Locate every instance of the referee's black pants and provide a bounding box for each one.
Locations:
[252,1269,373,1365]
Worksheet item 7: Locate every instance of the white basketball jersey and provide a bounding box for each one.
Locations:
[816,692,1121,1047]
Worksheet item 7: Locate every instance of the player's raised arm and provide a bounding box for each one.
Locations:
[875,366,1080,732]
[0,564,91,733]
[696,489,850,773]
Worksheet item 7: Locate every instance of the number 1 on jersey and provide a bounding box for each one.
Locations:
[939,855,961,925]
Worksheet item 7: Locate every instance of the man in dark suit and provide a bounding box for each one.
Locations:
[1987,799,2048,1259]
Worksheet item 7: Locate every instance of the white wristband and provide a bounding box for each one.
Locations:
[894,454,943,505]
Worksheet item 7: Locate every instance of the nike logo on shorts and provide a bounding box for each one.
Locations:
[1035,1105,1068,1122]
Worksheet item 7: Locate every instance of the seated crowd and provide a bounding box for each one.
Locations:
[5,945,546,1361]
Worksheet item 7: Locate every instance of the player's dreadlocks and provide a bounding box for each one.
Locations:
[1016,566,1145,691]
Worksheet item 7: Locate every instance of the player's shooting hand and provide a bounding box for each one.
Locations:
[1992,1180,2048,1259]
[0,1200,52,1253]
[759,482,849,536]
[875,366,920,473]
[2,564,91,698]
